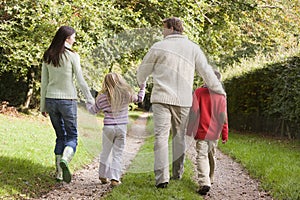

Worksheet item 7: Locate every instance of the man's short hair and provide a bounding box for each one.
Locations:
[163,17,184,33]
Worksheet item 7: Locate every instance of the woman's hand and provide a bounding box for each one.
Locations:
[42,112,48,117]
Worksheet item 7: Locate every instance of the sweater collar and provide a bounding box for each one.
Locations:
[64,42,72,49]
[164,34,187,40]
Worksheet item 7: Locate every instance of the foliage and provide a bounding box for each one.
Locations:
[114,0,300,65]
[219,132,300,200]
[224,55,300,138]
[1,0,300,108]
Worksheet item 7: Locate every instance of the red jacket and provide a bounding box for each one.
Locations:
[187,86,228,141]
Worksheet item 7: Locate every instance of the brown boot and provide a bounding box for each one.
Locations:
[110,179,121,187]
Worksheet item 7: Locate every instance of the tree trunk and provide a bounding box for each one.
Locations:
[23,68,35,109]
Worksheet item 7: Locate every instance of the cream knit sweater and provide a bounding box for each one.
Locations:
[40,45,94,112]
[137,34,226,107]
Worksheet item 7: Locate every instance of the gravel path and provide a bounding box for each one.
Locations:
[35,112,274,200]
[186,137,274,200]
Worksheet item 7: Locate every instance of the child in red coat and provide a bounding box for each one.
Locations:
[187,70,228,195]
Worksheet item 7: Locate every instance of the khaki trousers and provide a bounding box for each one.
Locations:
[152,103,189,185]
[196,140,218,187]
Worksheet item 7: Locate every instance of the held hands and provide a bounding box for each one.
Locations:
[139,82,146,89]
[42,112,48,117]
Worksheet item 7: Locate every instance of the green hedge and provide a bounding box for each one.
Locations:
[224,56,300,139]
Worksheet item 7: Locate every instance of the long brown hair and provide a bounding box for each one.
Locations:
[100,72,134,112]
[43,26,75,67]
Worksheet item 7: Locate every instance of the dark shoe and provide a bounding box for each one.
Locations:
[99,177,109,184]
[156,182,168,188]
[170,176,181,180]
[197,185,210,195]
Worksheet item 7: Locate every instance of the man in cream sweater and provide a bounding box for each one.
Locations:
[137,17,226,189]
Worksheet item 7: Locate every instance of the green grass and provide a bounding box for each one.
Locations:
[0,114,55,198]
[0,107,102,198]
[218,132,300,200]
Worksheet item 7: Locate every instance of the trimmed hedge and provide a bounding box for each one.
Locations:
[224,56,300,139]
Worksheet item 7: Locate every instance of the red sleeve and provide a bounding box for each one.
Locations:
[222,122,228,141]
[221,97,228,141]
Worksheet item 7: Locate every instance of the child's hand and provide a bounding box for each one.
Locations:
[222,139,227,144]
[139,82,146,89]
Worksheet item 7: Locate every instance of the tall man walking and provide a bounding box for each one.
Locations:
[137,17,226,188]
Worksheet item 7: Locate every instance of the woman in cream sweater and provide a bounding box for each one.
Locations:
[41,26,94,183]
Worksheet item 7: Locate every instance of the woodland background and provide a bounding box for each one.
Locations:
[0,0,299,138]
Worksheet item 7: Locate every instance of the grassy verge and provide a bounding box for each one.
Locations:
[0,113,56,198]
[218,131,300,200]
[0,107,102,198]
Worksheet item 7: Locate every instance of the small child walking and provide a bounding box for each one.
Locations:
[187,70,228,195]
[86,72,146,187]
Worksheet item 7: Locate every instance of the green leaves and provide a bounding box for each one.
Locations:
[0,0,299,108]
[224,56,300,138]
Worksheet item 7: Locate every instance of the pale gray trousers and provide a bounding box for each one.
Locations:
[152,103,190,185]
[196,140,218,187]
[99,124,127,181]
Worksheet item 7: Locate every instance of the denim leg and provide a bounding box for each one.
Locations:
[46,99,78,154]
[46,99,67,155]
[59,100,78,152]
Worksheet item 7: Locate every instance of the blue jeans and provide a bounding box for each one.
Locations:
[45,98,78,155]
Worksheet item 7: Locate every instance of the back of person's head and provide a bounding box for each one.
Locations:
[43,26,75,67]
[163,17,184,34]
[101,72,133,111]
[102,72,124,92]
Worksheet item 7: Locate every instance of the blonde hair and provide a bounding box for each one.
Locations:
[100,72,134,112]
